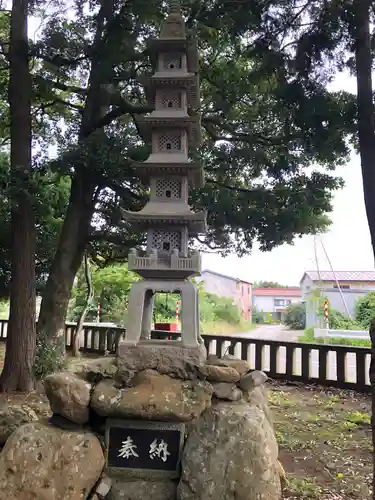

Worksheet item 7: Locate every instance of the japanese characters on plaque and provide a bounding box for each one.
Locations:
[105,419,185,479]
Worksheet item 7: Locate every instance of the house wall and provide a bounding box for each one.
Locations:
[319,281,375,290]
[253,294,300,321]
[301,275,375,328]
[196,272,252,321]
[300,275,314,299]
[305,288,371,329]
[253,295,300,313]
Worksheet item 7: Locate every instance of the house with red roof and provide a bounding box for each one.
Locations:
[252,287,302,322]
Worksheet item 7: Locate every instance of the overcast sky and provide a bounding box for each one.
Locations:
[203,73,375,286]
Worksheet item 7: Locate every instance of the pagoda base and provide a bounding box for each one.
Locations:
[117,340,207,383]
[123,279,201,349]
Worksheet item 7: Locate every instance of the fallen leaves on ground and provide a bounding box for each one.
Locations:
[269,382,372,500]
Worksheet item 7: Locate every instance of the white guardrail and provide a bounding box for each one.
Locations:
[314,328,370,341]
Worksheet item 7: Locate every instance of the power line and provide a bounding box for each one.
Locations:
[319,236,352,319]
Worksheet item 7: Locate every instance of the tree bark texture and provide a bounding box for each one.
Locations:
[353,2,375,498]
[0,0,36,392]
[37,0,115,353]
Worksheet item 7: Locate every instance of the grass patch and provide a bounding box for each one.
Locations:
[299,327,371,347]
[284,478,322,499]
[270,384,372,499]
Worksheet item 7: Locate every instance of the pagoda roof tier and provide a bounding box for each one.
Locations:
[130,160,204,188]
[143,73,199,110]
[147,38,199,74]
[122,205,207,235]
[136,114,201,147]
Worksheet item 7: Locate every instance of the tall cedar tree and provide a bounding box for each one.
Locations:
[0,0,36,391]
[353,1,375,495]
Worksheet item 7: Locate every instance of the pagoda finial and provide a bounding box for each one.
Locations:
[169,0,181,13]
[160,0,186,39]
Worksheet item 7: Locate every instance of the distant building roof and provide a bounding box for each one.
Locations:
[301,271,375,283]
[253,287,301,297]
[200,269,252,285]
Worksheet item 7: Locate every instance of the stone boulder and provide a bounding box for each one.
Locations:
[199,364,240,383]
[0,404,39,446]
[45,372,92,424]
[69,357,119,383]
[178,403,281,500]
[0,422,105,500]
[91,369,212,421]
[239,370,268,392]
[206,355,250,376]
[108,479,177,500]
[117,341,207,383]
[245,385,274,428]
[212,383,242,401]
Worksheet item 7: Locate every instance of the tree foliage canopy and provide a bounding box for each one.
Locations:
[0,0,363,340]
[284,302,306,330]
[254,281,287,288]
[356,292,375,330]
[0,1,358,276]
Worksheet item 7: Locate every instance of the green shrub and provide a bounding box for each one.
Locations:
[264,312,277,324]
[328,309,361,330]
[0,300,8,320]
[284,303,306,329]
[34,330,67,379]
[303,327,315,341]
[299,328,370,347]
[356,292,375,330]
[252,308,264,324]
[213,298,242,324]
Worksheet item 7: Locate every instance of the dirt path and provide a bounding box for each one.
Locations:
[230,324,300,341]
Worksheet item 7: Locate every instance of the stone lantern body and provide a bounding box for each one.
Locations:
[121,1,206,349]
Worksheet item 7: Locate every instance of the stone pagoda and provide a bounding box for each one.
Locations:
[120,0,206,350]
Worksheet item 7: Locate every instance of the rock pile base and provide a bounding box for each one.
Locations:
[0,343,282,500]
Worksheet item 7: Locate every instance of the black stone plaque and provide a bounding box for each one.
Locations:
[105,419,185,479]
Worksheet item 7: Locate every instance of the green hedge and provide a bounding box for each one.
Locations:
[299,328,370,347]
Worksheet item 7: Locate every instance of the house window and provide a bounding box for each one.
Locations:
[333,285,350,290]
[274,299,291,307]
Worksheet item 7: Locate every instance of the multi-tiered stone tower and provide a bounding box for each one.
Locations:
[121,0,206,349]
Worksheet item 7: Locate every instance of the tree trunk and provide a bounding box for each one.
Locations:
[353,2,375,497]
[37,176,96,355]
[72,253,94,356]
[37,0,114,354]
[0,0,36,392]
